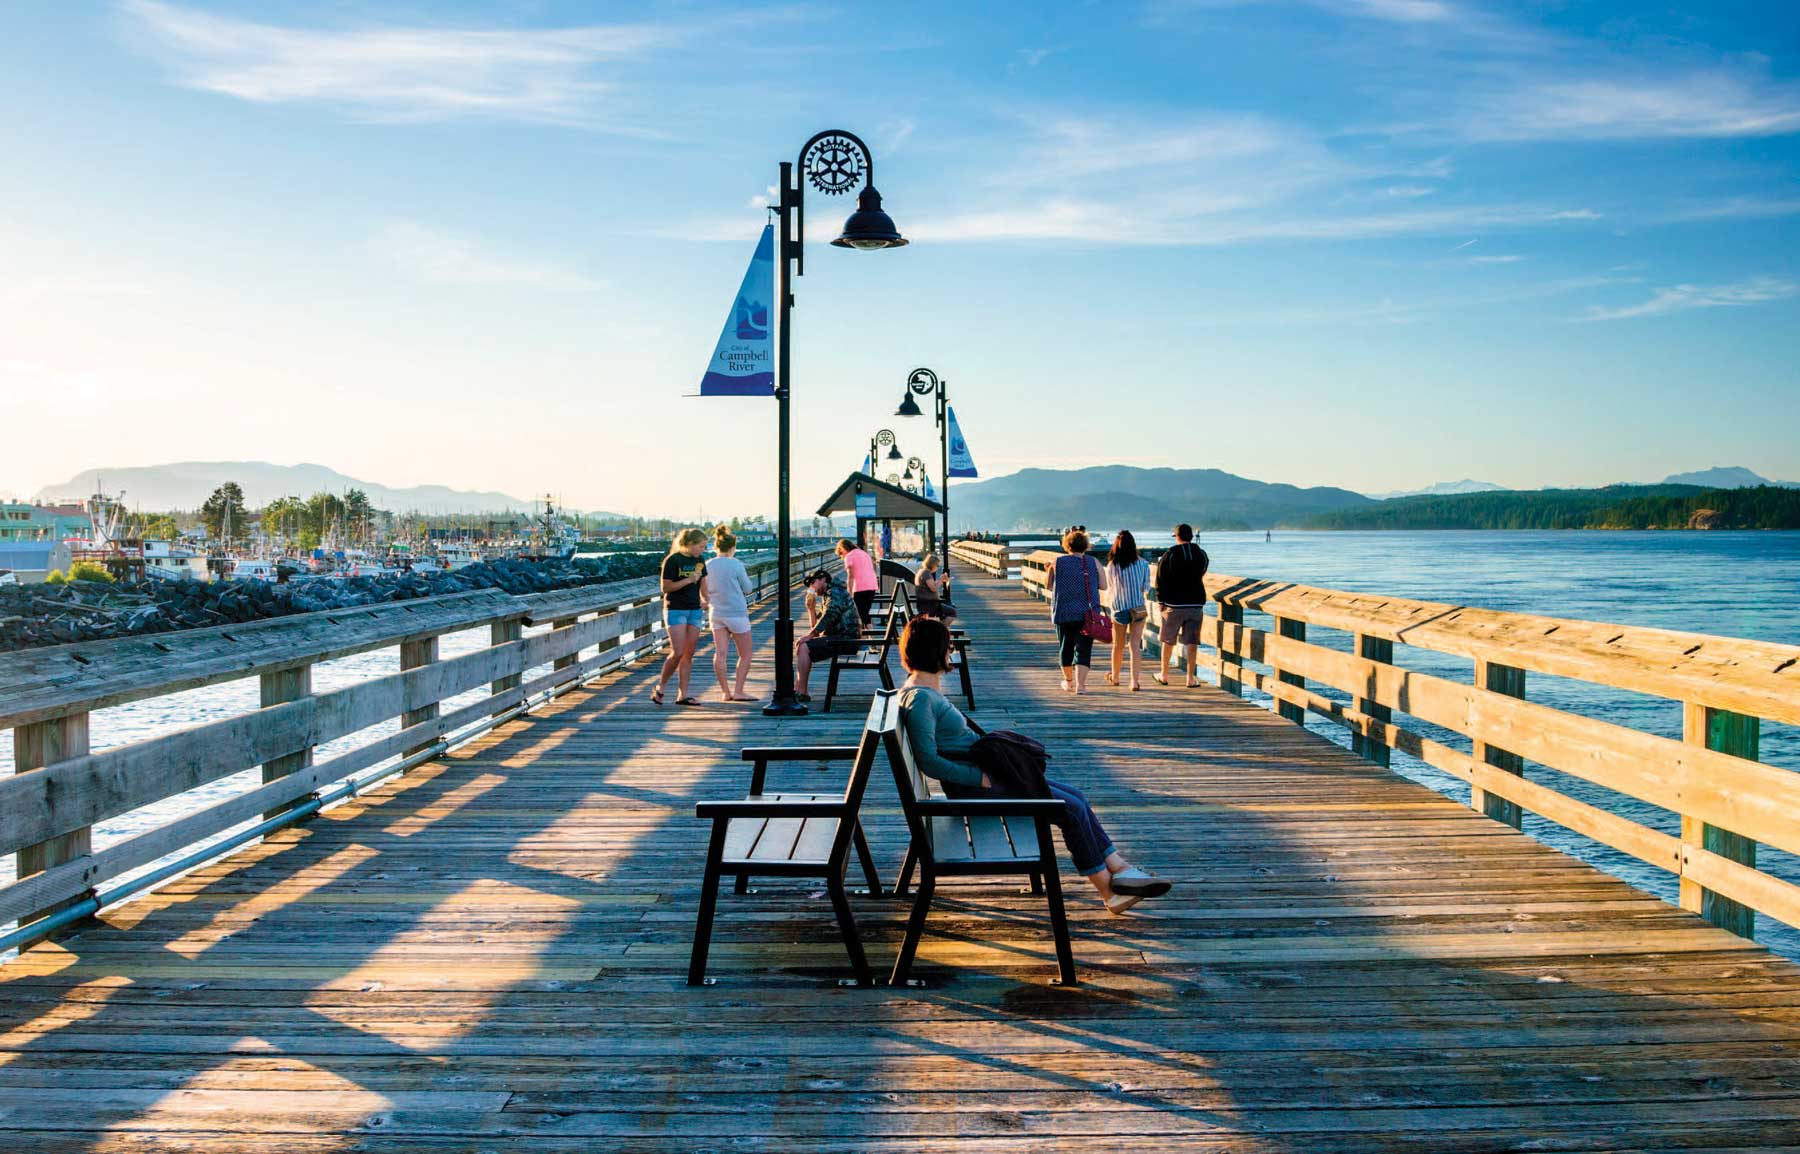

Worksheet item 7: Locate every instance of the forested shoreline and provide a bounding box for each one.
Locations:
[1297,486,1800,531]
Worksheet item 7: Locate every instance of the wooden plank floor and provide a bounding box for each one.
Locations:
[4,571,1800,1151]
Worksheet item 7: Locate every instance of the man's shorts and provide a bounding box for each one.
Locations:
[805,637,862,661]
[1160,604,1203,646]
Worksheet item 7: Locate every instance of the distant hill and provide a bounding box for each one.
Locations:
[36,461,535,514]
[1299,485,1800,530]
[1662,466,1800,489]
[1368,479,1507,500]
[949,466,1373,532]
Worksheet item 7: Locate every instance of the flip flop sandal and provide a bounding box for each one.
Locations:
[651,689,664,706]
[1151,674,1169,686]
[677,696,701,706]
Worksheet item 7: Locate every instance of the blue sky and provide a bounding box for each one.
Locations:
[2,1,1797,514]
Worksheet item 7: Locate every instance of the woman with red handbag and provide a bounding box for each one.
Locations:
[1044,527,1109,695]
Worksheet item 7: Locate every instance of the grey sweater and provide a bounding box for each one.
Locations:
[898,685,983,788]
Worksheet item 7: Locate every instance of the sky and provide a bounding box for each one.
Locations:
[2,0,1797,516]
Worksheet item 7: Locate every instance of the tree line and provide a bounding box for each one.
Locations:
[1297,486,1800,530]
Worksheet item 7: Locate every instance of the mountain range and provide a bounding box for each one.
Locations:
[1659,466,1800,489]
[949,466,1372,532]
[35,462,534,515]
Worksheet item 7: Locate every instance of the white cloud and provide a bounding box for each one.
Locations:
[369,223,601,290]
[121,0,677,127]
[1386,184,1438,198]
[1469,72,1800,141]
[1581,276,1799,322]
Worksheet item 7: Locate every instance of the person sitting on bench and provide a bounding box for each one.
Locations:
[794,569,864,703]
[895,617,1174,915]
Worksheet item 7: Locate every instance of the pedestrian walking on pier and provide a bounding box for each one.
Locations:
[1105,529,1150,691]
[704,525,756,702]
[1044,527,1107,695]
[1154,522,1209,688]
[837,538,879,624]
[653,528,709,706]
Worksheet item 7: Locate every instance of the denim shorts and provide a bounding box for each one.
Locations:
[665,608,706,629]
[1113,607,1147,625]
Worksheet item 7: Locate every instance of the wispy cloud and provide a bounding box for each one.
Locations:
[121,0,679,127]
[1468,71,1800,141]
[1150,0,1454,24]
[369,223,601,290]
[1581,276,1799,322]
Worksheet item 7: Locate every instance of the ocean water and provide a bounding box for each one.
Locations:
[1011,530,1800,955]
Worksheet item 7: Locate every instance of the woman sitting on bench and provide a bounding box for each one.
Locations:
[896,617,1174,915]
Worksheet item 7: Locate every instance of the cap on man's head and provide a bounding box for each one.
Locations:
[806,569,834,585]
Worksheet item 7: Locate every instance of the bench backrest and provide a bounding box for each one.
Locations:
[834,692,899,855]
[885,690,945,859]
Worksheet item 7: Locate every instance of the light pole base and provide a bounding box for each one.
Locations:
[765,614,808,716]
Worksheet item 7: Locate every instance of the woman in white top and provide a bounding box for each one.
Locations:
[704,525,757,701]
[1104,529,1151,691]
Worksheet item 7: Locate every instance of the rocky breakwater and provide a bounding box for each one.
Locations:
[0,554,665,651]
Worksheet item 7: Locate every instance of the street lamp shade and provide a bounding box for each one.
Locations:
[886,443,904,460]
[831,185,908,250]
[894,391,924,417]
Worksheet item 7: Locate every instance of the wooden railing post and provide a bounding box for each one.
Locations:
[1471,660,1525,827]
[260,666,312,819]
[1351,633,1392,767]
[1216,602,1244,696]
[399,636,439,757]
[551,618,579,671]
[1681,704,1758,938]
[491,619,523,715]
[1274,616,1305,723]
[14,712,91,935]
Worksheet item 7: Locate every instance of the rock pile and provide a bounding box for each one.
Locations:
[0,555,666,652]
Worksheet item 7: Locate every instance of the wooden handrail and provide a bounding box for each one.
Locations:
[1004,543,1799,939]
[1,546,836,940]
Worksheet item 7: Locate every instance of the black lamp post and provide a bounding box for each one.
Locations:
[765,131,906,717]
[895,366,950,576]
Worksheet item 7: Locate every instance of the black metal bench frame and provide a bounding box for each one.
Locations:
[866,583,979,711]
[822,607,898,713]
[688,694,895,987]
[883,701,1077,986]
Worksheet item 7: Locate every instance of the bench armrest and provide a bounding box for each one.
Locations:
[696,798,847,820]
[739,746,859,762]
[912,798,1065,818]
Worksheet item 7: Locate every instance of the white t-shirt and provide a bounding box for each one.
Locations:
[704,554,755,630]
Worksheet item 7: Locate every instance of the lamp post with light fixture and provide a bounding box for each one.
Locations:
[765,131,907,717]
[895,366,950,577]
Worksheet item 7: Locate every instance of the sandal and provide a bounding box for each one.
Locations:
[1151,673,1169,687]
[1104,673,1119,686]
[677,696,701,706]
[651,688,664,706]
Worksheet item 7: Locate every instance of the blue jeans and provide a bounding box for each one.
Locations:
[944,777,1115,876]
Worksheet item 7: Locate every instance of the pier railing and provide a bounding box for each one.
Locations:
[1016,547,1800,941]
[949,540,1023,577]
[0,546,834,948]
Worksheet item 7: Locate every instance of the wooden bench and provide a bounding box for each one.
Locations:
[688,694,895,987]
[822,607,898,713]
[872,583,979,711]
[883,697,1076,986]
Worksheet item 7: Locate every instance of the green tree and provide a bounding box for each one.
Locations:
[343,489,373,547]
[202,482,249,543]
[260,496,305,546]
[137,514,180,540]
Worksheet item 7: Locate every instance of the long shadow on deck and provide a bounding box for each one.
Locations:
[2,577,1800,1150]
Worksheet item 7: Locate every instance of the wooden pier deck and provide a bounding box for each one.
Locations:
[5,570,1800,1151]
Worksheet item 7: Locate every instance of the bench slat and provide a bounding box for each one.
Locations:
[968,816,1017,861]
[789,816,840,863]
[747,816,804,862]
[929,815,974,861]
[722,817,766,861]
[1003,815,1041,859]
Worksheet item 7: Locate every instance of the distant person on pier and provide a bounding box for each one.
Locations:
[1104,529,1150,691]
[915,553,954,620]
[1154,522,1209,688]
[652,528,708,707]
[1044,527,1107,695]
[704,525,755,702]
[793,569,862,702]
[836,537,879,624]
[898,617,1173,914]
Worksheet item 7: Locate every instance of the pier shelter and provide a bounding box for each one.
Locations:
[816,472,943,562]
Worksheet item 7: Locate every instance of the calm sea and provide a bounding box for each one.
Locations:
[1015,530,1800,955]
[4,532,1798,955]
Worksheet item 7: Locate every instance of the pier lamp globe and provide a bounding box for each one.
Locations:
[763,129,908,717]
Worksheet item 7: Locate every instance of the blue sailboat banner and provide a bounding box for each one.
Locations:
[946,406,979,478]
[699,225,774,396]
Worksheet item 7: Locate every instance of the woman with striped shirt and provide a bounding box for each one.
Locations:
[1105,530,1151,691]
